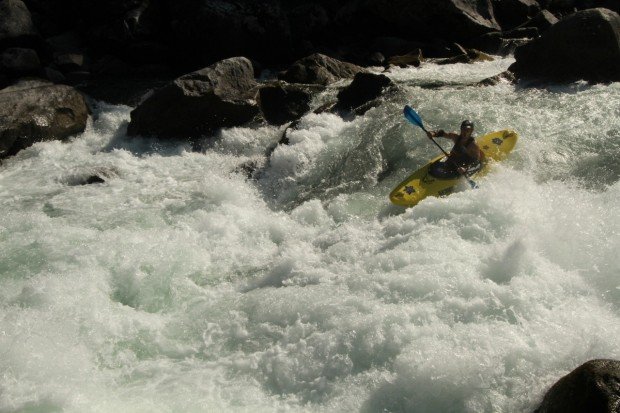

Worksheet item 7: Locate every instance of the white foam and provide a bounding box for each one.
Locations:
[1,70,619,412]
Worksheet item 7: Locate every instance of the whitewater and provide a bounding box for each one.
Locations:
[0,58,619,413]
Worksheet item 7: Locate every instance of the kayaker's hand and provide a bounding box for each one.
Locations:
[426,131,434,139]
[457,167,466,175]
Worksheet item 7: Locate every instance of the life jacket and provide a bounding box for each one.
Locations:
[449,135,478,166]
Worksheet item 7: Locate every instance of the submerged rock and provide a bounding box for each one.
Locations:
[279,53,365,86]
[510,8,620,83]
[127,57,259,140]
[535,359,620,413]
[0,80,89,158]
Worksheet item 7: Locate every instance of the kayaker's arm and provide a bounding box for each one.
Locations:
[426,130,459,141]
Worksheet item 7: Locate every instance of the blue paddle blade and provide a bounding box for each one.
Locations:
[403,105,425,130]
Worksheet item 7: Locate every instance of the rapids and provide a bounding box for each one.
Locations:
[1,58,619,412]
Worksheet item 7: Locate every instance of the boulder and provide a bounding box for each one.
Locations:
[517,10,560,32]
[54,53,85,72]
[437,48,495,64]
[363,0,500,42]
[279,53,365,85]
[0,80,89,158]
[477,70,516,85]
[0,47,40,76]
[0,0,37,47]
[257,82,314,126]
[492,0,541,30]
[509,8,620,83]
[127,56,259,139]
[333,72,394,115]
[387,50,424,68]
[535,359,620,413]
[470,31,534,55]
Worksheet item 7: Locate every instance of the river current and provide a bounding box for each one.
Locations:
[1,58,619,412]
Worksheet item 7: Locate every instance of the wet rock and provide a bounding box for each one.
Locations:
[492,0,541,30]
[387,50,424,68]
[0,0,37,47]
[477,70,516,85]
[367,52,385,67]
[534,359,620,413]
[437,48,495,65]
[279,53,365,86]
[127,56,259,140]
[470,31,534,55]
[257,82,314,126]
[509,8,620,83]
[0,80,89,158]
[333,72,395,116]
[0,47,40,76]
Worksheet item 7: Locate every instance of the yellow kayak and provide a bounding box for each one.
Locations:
[389,129,518,207]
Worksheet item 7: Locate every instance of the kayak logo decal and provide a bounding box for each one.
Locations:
[404,185,415,194]
[492,138,503,146]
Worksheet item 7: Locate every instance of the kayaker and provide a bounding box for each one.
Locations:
[426,120,485,177]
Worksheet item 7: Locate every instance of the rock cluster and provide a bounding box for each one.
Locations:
[0,0,619,158]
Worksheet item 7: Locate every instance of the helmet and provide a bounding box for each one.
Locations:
[461,120,474,129]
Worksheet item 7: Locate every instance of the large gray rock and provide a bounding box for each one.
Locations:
[535,359,620,413]
[0,80,89,158]
[0,0,36,46]
[510,8,620,83]
[279,53,365,86]
[127,57,259,139]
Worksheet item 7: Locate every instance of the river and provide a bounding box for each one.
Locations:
[1,58,619,412]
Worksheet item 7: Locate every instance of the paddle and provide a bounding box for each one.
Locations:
[403,105,477,189]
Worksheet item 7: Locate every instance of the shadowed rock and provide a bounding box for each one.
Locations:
[258,82,315,126]
[534,359,620,413]
[0,47,40,76]
[333,72,394,115]
[0,0,37,47]
[492,0,541,30]
[517,10,560,32]
[0,80,89,158]
[279,53,365,86]
[127,57,259,140]
[510,8,620,83]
